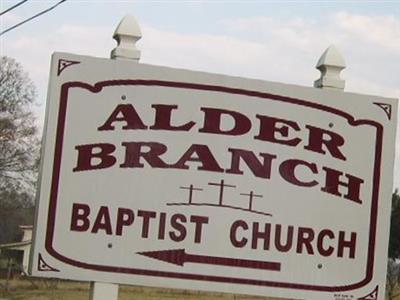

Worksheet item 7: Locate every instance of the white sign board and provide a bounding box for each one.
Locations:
[30,52,398,300]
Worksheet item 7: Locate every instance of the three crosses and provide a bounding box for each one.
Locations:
[180,179,262,211]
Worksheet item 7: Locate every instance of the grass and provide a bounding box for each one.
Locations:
[0,278,280,300]
[0,279,88,300]
[2,278,399,300]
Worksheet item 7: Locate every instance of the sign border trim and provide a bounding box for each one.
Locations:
[44,79,383,292]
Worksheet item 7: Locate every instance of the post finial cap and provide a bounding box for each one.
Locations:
[316,45,346,69]
[314,45,346,91]
[111,14,142,61]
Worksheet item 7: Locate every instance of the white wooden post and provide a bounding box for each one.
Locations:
[89,282,119,300]
[89,14,142,300]
[314,45,346,91]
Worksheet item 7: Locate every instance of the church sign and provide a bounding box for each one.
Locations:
[30,52,398,300]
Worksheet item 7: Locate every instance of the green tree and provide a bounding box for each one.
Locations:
[387,258,400,300]
[0,190,34,243]
[0,56,39,244]
[387,189,400,300]
[389,189,400,259]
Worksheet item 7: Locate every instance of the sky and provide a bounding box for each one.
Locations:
[0,0,399,188]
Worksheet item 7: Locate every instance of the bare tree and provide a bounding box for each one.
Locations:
[0,56,39,243]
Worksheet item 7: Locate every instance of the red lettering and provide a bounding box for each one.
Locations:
[279,159,318,187]
[150,104,195,131]
[275,224,293,252]
[171,144,224,172]
[251,222,271,250]
[70,203,90,232]
[255,115,301,146]
[91,206,113,235]
[321,167,364,204]
[296,227,315,254]
[158,212,166,240]
[116,208,134,236]
[190,215,209,244]
[73,143,116,172]
[169,214,187,242]
[137,210,156,238]
[230,220,248,248]
[317,229,335,257]
[120,142,169,168]
[226,148,276,179]
[338,231,356,259]
[199,108,251,136]
[304,125,346,160]
[98,104,147,131]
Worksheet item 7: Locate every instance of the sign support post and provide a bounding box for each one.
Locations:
[89,282,119,300]
[89,14,142,300]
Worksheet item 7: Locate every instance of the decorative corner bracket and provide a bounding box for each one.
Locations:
[358,285,378,300]
[57,59,80,76]
[373,102,392,120]
[38,253,60,272]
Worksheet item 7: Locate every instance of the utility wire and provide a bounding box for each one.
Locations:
[0,0,29,16]
[0,0,67,37]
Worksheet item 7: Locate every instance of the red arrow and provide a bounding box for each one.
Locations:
[137,249,281,271]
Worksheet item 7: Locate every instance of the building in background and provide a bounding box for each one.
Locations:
[0,225,32,273]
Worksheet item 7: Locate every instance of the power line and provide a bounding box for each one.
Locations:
[0,0,29,16]
[0,0,67,37]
